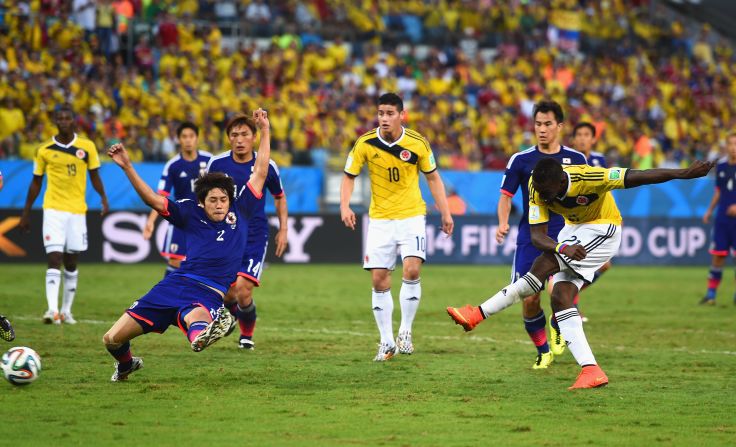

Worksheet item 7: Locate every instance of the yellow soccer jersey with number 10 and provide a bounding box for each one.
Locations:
[528,165,627,226]
[33,134,100,214]
[344,127,437,219]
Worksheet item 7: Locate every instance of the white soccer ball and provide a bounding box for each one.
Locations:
[2,346,42,386]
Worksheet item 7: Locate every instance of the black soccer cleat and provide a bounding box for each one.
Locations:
[0,315,16,342]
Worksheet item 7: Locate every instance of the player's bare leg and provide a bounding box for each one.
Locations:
[226,276,257,350]
[60,253,79,324]
[103,314,145,381]
[550,282,608,389]
[43,251,64,324]
[397,256,422,354]
[448,252,560,331]
[371,268,396,361]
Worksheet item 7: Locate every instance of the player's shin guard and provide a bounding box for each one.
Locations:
[45,268,62,313]
[186,321,209,343]
[480,273,543,317]
[524,311,549,354]
[61,269,78,315]
[237,302,257,339]
[107,341,133,372]
[554,308,596,367]
[372,288,394,345]
[399,278,421,334]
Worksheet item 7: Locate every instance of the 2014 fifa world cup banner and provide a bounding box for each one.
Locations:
[0,210,712,265]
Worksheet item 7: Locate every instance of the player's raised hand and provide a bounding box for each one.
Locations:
[682,160,715,179]
[561,244,587,261]
[441,213,454,236]
[107,143,132,168]
[253,108,270,131]
[341,206,356,230]
[495,222,510,244]
[274,227,288,257]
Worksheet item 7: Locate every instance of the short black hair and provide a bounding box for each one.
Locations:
[54,103,74,117]
[532,100,564,123]
[378,92,403,112]
[532,158,564,190]
[177,121,199,137]
[573,122,596,138]
[225,113,256,136]
[194,172,235,204]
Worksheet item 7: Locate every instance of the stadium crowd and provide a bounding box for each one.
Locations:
[0,0,734,171]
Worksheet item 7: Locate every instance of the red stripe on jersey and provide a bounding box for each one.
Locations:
[157,190,171,197]
[500,189,514,198]
[247,182,264,200]
[272,191,285,198]
[159,197,171,217]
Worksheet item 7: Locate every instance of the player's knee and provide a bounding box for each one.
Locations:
[403,266,420,281]
[47,253,63,268]
[523,293,541,306]
[103,331,119,348]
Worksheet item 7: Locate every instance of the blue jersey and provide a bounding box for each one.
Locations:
[587,151,607,168]
[160,189,259,294]
[715,158,736,222]
[500,145,587,244]
[205,151,284,238]
[157,151,213,201]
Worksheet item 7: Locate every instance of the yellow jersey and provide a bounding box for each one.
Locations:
[344,127,436,219]
[528,165,627,226]
[33,134,100,214]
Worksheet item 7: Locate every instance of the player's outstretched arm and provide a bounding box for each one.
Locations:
[107,143,166,214]
[249,108,271,196]
[425,170,454,235]
[624,160,715,189]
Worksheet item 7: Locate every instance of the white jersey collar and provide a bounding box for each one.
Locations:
[53,133,78,148]
[376,126,405,147]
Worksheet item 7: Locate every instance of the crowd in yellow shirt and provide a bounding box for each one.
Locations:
[0,0,734,172]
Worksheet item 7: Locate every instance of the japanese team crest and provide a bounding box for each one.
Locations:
[170,243,179,253]
[225,212,237,225]
[562,157,571,164]
[400,150,411,161]
[75,149,86,159]
[576,196,589,206]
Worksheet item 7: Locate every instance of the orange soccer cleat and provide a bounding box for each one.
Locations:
[568,364,609,390]
[446,305,485,332]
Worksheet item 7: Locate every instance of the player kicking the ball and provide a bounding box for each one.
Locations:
[448,157,714,389]
[103,109,271,382]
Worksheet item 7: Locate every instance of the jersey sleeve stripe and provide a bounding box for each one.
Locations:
[272,191,285,198]
[422,167,437,174]
[157,190,171,197]
[500,189,514,198]
[247,181,264,199]
[344,170,358,178]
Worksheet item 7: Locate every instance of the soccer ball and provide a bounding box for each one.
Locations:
[1,346,42,386]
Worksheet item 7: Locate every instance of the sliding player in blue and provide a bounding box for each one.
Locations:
[102,108,272,382]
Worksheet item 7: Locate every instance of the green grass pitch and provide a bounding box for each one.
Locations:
[0,263,734,446]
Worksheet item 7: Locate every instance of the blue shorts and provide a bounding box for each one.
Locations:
[126,276,223,334]
[236,234,268,286]
[161,225,187,260]
[511,242,544,283]
[710,218,736,256]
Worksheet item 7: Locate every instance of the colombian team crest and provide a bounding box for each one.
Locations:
[576,196,589,206]
[225,212,237,225]
[399,150,411,161]
[75,149,86,159]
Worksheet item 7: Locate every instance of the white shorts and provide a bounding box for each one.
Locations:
[43,209,88,254]
[363,215,426,270]
[553,223,621,289]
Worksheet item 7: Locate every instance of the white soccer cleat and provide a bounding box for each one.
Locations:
[191,307,237,352]
[238,338,255,350]
[373,343,397,362]
[60,312,77,325]
[43,310,61,325]
[396,331,414,355]
[111,357,143,382]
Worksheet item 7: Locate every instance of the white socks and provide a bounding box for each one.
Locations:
[61,270,79,315]
[46,268,61,313]
[480,273,543,317]
[398,278,421,334]
[555,308,597,366]
[372,289,394,345]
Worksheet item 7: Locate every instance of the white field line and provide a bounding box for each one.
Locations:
[9,315,736,356]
